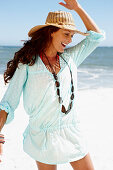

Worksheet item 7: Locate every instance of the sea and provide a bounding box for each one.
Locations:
[0,46,113,90]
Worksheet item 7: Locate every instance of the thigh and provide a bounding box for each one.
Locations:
[70,153,95,170]
[36,160,57,170]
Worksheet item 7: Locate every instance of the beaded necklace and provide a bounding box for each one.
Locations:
[41,53,74,114]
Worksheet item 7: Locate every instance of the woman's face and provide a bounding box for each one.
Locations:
[50,28,75,53]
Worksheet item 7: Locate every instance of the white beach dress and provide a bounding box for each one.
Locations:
[0,30,105,164]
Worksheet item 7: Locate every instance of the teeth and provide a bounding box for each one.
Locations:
[62,43,67,46]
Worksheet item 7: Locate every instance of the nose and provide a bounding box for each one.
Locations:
[67,36,72,44]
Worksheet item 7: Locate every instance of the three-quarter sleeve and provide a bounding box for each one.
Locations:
[0,63,28,124]
[64,30,106,68]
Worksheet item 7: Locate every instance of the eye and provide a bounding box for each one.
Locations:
[64,33,69,36]
[64,33,74,38]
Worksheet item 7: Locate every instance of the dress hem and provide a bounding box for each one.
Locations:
[23,148,89,165]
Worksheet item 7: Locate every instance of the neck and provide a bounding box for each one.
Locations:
[43,47,58,59]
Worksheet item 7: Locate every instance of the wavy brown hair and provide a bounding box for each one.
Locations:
[4,26,60,85]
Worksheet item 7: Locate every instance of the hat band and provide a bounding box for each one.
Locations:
[45,22,75,26]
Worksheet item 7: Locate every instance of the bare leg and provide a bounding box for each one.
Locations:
[36,160,57,170]
[70,153,95,170]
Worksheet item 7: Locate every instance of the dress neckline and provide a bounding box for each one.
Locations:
[38,53,71,77]
[39,53,62,76]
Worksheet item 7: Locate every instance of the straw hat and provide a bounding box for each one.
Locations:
[28,11,89,37]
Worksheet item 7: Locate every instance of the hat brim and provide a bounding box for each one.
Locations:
[28,24,89,37]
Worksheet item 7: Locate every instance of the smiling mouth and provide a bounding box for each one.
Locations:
[61,42,67,48]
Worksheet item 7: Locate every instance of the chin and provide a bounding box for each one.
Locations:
[57,49,64,53]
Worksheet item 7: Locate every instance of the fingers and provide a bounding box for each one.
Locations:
[59,2,67,8]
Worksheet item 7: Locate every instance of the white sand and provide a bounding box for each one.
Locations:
[0,74,113,170]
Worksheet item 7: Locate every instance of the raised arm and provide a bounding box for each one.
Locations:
[59,0,101,33]
[59,0,105,68]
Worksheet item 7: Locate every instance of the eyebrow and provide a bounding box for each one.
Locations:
[64,30,71,32]
[63,30,75,34]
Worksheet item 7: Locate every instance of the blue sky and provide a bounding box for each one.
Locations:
[0,0,113,46]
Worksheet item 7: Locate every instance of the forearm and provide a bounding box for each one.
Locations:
[0,110,8,132]
[74,4,101,33]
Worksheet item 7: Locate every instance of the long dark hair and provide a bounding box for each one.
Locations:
[4,26,60,85]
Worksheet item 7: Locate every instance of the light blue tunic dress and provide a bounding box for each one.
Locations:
[0,30,105,164]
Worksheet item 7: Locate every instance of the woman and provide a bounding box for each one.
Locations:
[0,0,105,169]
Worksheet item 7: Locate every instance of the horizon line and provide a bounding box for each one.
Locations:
[0,45,112,48]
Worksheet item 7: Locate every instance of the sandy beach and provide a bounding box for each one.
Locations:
[0,74,113,170]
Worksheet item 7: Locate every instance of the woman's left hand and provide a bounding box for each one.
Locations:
[59,0,81,10]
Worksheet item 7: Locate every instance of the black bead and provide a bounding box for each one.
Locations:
[71,85,74,92]
[55,81,60,87]
[57,89,60,96]
[61,105,66,113]
[58,97,63,104]
[71,79,73,84]
[71,93,74,100]
[53,73,58,80]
